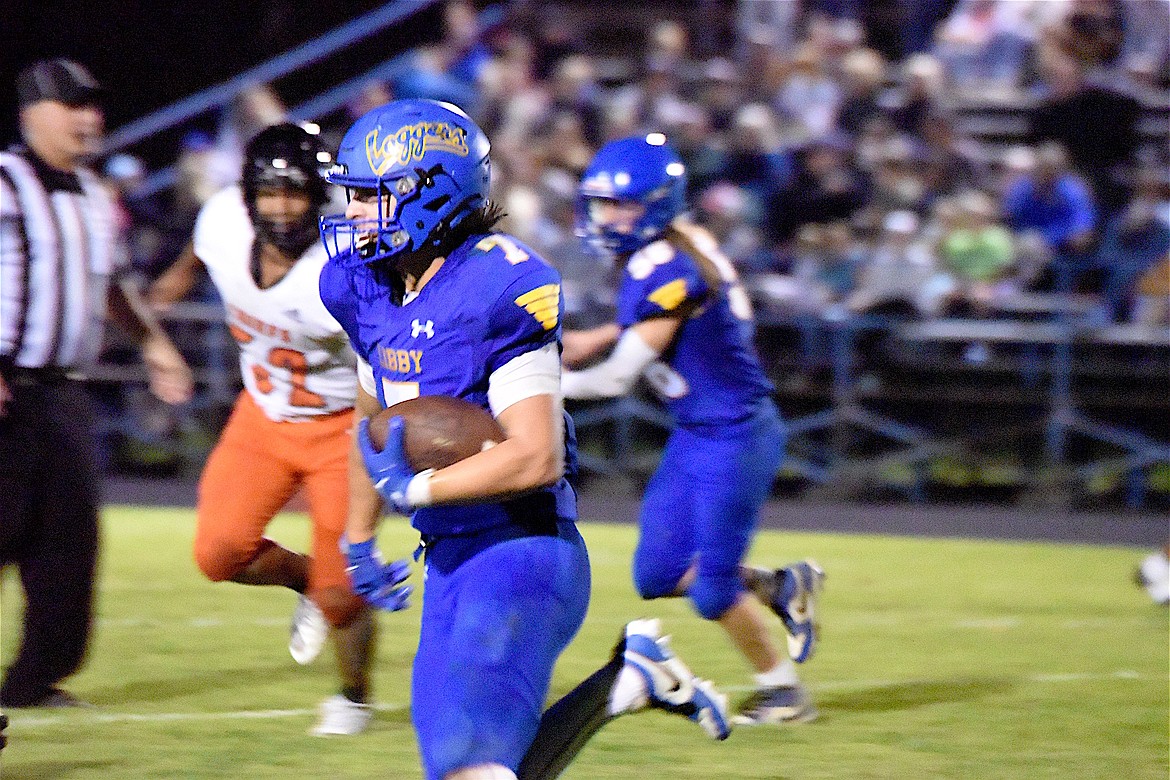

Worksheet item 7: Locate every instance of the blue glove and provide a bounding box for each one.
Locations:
[344,537,413,612]
[358,416,416,515]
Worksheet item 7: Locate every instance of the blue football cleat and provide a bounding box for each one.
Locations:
[774,560,825,663]
[621,618,731,740]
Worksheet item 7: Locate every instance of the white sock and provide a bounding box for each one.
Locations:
[608,667,649,715]
[1139,552,1170,605]
[754,660,799,689]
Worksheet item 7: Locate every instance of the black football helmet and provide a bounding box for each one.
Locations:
[242,122,330,257]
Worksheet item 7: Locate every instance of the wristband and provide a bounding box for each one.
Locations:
[405,469,435,508]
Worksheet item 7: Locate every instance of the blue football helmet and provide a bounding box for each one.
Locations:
[576,134,687,258]
[320,99,491,268]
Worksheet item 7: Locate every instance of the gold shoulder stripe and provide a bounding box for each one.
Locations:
[647,278,688,311]
[514,283,560,330]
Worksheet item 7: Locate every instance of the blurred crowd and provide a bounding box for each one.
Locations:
[104,0,1170,331]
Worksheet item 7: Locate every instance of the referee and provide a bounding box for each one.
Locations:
[0,60,193,708]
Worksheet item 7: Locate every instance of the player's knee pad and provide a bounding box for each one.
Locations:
[193,533,276,583]
[192,540,246,583]
[688,574,741,621]
[632,556,683,601]
[311,584,365,627]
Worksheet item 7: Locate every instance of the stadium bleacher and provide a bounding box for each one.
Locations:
[80,0,1169,509]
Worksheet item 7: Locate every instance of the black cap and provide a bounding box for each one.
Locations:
[16,59,103,109]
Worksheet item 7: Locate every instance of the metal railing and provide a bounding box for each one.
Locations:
[96,301,1169,506]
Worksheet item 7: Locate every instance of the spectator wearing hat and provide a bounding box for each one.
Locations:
[775,43,843,139]
[697,182,774,275]
[881,53,946,137]
[670,105,727,199]
[698,57,744,133]
[1003,143,1098,291]
[797,220,867,314]
[608,53,692,136]
[847,210,938,316]
[544,55,605,146]
[918,111,984,195]
[856,135,933,231]
[1,60,192,708]
[837,48,888,138]
[935,190,1017,315]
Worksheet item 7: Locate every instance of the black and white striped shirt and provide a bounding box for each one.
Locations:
[0,146,125,370]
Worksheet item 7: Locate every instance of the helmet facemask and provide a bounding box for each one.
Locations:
[250,174,322,259]
[321,162,485,270]
[576,181,684,261]
[322,171,417,268]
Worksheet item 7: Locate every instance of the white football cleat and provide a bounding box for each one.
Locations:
[619,618,731,740]
[309,694,371,736]
[1135,551,1170,605]
[289,595,329,666]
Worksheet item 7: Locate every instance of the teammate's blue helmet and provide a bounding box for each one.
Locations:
[320,99,491,268]
[576,133,687,258]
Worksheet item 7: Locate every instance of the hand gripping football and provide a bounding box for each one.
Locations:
[367,395,505,472]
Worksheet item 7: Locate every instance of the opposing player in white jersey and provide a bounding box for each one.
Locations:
[150,123,374,736]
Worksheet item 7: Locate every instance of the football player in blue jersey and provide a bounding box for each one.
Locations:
[562,134,826,726]
[318,99,729,780]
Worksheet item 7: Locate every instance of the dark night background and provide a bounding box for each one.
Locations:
[0,0,446,159]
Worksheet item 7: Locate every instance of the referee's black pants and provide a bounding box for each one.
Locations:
[0,375,100,707]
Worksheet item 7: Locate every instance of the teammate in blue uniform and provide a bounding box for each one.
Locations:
[317,100,729,780]
[562,134,826,725]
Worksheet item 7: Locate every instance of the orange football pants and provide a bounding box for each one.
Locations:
[193,391,360,626]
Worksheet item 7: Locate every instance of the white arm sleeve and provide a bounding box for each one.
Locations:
[487,342,562,416]
[363,346,559,417]
[357,355,376,397]
[561,328,661,400]
[398,346,562,511]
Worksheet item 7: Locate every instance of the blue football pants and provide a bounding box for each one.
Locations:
[633,403,786,619]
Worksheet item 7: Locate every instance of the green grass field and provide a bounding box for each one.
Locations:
[1,507,1166,779]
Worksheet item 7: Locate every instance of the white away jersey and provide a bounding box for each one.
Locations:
[193,186,356,421]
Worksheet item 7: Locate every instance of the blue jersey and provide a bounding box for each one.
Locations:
[320,233,577,537]
[615,230,774,429]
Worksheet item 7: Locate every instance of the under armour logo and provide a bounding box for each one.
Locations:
[411,319,434,339]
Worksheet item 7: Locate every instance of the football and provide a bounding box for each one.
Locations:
[367,395,505,471]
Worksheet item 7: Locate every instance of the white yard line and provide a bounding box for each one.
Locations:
[11,701,405,729]
[9,670,1159,729]
[96,617,291,628]
[721,669,1157,693]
